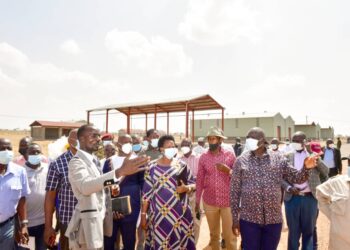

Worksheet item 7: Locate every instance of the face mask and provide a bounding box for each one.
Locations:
[75,140,80,150]
[270,144,278,150]
[132,144,142,152]
[121,143,132,155]
[209,143,220,151]
[0,150,14,165]
[142,140,149,147]
[328,144,335,149]
[181,146,191,155]
[164,148,178,160]
[291,142,303,151]
[245,138,259,151]
[103,140,112,146]
[28,154,42,165]
[19,148,27,156]
[348,166,350,178]
[151,139,159,148]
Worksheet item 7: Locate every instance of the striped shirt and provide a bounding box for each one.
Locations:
[45,150,77,225]
[180,153,200,179]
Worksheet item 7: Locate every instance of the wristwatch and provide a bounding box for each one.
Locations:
[20,219,29,227]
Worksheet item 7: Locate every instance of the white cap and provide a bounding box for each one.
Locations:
[197,137,204,142]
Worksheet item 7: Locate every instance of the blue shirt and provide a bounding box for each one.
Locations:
[324,148,335,168]
[0,162,30,222]
[46,150,77,225]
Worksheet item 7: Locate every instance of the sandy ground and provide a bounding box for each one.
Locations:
[1,130,349,250]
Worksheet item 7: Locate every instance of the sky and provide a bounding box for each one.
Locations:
[0,0,350,135]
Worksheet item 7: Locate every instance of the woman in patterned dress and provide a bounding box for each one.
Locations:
[140,135,196,250]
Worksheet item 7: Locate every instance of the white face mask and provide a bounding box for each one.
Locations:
[121,143,132,155]
[291,142,303,151]
[164,148,178,160]
[328,144,335,149]
[103,140,112,146]
[181,146,191,155]
[151,139,159,148]
[0,150,14,165]
[245,138,259,151]
[28,154,42,165]
[270,144,278,151]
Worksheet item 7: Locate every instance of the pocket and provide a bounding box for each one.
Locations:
[10,185,22,201]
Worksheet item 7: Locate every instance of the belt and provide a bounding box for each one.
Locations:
[80,209,97,213]
[0,215,15,228]
[296,192,313,197]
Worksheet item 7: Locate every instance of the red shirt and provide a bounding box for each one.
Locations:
[196,147,235,207]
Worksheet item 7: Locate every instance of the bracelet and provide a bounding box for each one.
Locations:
[141,212,147,215]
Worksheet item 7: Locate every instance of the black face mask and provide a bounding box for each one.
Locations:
[19,148,27,156]
[209,143,219,151]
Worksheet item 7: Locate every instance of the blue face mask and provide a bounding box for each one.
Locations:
[142,140,149,147]
[28,154,42,165]
[0,150,14,165]
[132,144,142,152]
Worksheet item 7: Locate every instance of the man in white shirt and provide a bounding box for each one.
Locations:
[24,143,48,250]
[192,137,206,156]
[180,138,201,244]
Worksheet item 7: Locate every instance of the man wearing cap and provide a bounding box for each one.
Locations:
[193,137,206,156]
[322,139,342,178]
[196,127,237,250]
[282,132,329,250]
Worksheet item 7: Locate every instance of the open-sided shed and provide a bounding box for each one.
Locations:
[86,94,225,141]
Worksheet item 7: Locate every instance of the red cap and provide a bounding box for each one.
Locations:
[310,142,322,154]
[101,133,114,140]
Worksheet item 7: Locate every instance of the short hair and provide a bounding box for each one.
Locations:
[146,129,158,138]
[77,124,93,139]
[158,135,175,148]
[27,143,41,150]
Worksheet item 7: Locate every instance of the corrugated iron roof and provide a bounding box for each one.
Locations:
[30,120,84,128]
[87,94,224,115]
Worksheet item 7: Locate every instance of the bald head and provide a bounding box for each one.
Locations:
[292,131,306,142]
[68,129,78,147]
[18,136,33,156]
[246,127,266,141]
[0,138,12,149]
[180,138,192,148]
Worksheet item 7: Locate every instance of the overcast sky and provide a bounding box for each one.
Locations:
[1,0,349,135]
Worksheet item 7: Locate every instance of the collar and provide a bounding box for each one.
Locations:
[78,149,94,163]
[3,162,17,176]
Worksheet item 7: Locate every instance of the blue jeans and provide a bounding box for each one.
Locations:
[0,216,15,250]
[240,220,282,250]
[104,219,137,250]
[28,224,46,250]
[285,195,318,250]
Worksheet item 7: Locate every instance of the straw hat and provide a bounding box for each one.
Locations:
[206,126,227,139]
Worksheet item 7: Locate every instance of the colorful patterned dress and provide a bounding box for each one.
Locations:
[142,160,196,250]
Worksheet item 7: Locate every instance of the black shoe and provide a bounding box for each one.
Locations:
[221,239,226,249]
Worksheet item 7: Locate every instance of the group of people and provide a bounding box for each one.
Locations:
[0,124,348,250]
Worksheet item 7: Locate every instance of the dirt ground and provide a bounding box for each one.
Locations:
[1,130,349,250]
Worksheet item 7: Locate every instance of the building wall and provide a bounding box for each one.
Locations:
[321,128,334,140]
[284,117,295,140]
[31,127,45,140]
[295,125,319,139]
[193,116,277,140]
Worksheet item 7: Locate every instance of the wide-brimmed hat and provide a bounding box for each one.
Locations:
[206,126,227,139]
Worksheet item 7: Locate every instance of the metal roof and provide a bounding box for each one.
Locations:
[30,120,84,128]
[87,94,224,115]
